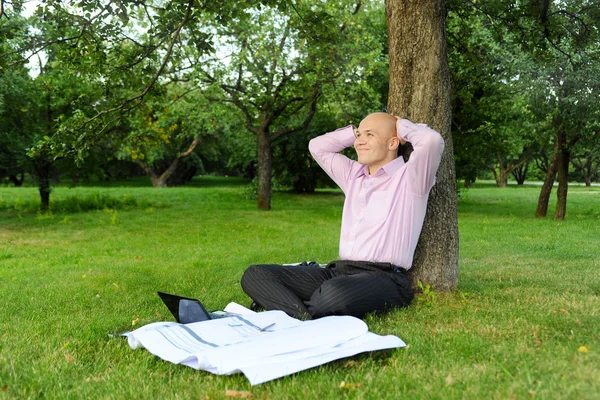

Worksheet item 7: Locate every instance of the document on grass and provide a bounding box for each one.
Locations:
[126,303,406,385]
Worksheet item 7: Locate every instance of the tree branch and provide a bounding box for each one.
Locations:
[271,86,320,141]
[74,0,195,132]
[179,135,202,157]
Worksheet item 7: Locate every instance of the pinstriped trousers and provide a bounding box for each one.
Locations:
[240,260,414,320]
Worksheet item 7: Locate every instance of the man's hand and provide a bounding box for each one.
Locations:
[394,116,407,145]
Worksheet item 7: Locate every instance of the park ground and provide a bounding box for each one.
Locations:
[0,177,599,399]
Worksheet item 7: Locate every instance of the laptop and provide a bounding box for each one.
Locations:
[157,291,221,324]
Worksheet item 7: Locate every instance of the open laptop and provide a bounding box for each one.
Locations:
[157,291,227,324]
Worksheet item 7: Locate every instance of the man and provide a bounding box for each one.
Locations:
[241,112,445,319]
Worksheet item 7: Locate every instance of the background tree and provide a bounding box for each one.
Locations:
[0,69,38,187]
[447,2,541,188]
[450,0,600,218]
[0,5,37,187]
[118,84,231,187]
[1,0,234,208]
[386,0,458,291]
[570,134,600,187]
[195,1,384,209]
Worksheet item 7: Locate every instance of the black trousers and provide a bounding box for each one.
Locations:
[240,260,414,319]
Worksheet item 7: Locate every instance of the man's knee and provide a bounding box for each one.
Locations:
[240,264,266,294]
[306,278,351,318]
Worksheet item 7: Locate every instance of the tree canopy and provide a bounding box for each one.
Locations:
[1,0,599,218]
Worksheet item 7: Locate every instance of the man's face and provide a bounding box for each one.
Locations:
[353,115,394,168]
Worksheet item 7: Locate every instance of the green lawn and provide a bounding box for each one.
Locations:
[1,178,599,399]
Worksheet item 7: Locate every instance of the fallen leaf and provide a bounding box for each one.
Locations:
[224,389,254,398]
[339,381,363,389]
[445,375,455,386]
[132,317,140,326]
[2,385,8,391]
[344,360,357,368]
[578,346,589,353]
[136,256,142,260]
[64,353,75,363]
[81,274,86,278]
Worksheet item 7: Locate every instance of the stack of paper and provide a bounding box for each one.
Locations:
[127,303,405,385]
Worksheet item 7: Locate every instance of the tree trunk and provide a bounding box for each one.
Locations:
[386,0,458,291]
[136,159,181,188]
[496,170,509,188]
[583,156,592,187]
[554,131,569,220]
[9,172,25,187]
[535,145,559,218]
[33,157,53,212]
[512,162,528,185]
[257,131,272,210]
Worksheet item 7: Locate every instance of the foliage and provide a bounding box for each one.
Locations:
[416,280,436,307]
[0,8,42,185]
[447,3,540,187]
[191,0,388,208]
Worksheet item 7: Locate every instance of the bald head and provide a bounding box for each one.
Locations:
[353,112,400,175]
[358,112,397,139]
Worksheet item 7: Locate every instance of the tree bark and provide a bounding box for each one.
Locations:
[511,162,528,185]
[583,156,592,187]
[32,157,53,212]
[135,135,202,188]
[386,0,458,291]
[554,130,569,220]
[535,145,559,218]
[257,131,273,210]
[496,171,508,188]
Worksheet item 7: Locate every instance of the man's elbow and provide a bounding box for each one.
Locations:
[308,137,320,157]
[436,134,445,156]
[422,129,445,156]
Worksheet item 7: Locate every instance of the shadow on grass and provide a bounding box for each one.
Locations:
[56,175,250,189]
[185,176,249,188]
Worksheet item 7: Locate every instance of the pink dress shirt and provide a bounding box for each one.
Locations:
[308,119,445,269]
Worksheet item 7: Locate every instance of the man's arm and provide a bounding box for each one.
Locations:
[396,118,445,196]
[308,125,357,193]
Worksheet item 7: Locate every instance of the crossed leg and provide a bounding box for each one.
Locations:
[241,262,413,319]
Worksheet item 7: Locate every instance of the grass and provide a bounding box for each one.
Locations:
[0,177,599,399]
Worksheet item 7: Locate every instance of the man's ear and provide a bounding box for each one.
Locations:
[388,137,400,151]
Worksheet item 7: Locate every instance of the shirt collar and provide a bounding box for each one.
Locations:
[382,156,406,176]
[358,156,406,178]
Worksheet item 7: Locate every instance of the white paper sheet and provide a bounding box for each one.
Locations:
[127,303,406,385]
